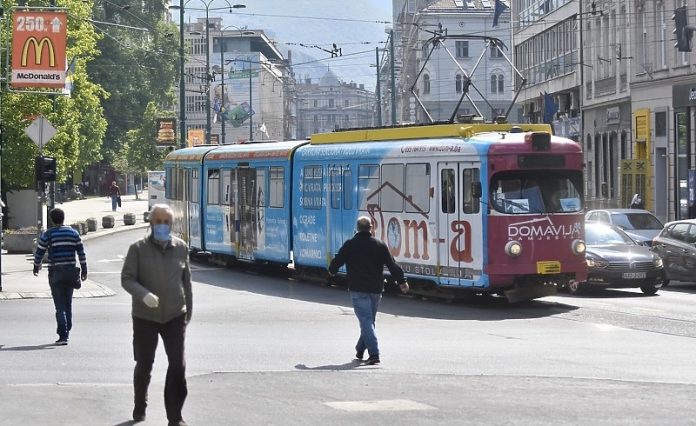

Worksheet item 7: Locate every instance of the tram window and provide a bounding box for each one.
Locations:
[172,168,180,201]
[358,164,380,211]
[191,169,199,203]
[405,163,430,213]
[165,167,173,199]
[255,168,267,208]
[178,169,186,201]
[441,169,456,213]
[343,170,353,210]
[269,167,284,208]
[330,168,341,209]
[490,171,583,214]
[462,168,480,214]
[302,165,323,210]
[381,164,404,212]
[207,169,220,205]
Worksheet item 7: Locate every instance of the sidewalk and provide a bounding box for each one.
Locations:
[0,194,150,300]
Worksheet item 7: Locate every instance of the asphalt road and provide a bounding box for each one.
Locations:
[1,229,696,425]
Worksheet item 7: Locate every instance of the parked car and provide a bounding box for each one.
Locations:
[568,222,664,295]
[585,209,664,246]
[651,219,696,286]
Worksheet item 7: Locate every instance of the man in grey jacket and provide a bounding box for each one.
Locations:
[122,204,192,426]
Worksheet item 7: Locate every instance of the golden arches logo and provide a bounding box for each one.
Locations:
[20,36,56,68]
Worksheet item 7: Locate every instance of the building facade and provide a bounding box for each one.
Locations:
[295,70,375,139]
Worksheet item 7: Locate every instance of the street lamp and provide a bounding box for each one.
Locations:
[217,25,254,145]
[169,1,246,146]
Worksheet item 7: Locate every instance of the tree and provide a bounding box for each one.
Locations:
[1,0,107,189]
[87,0,178,163]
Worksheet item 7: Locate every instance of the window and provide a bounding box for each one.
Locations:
[491,74,504,94]
[423,74,430,94]
[491,75,498,93]
[330,168,341,209]
[498,74,504,93]
[358,164,380,210]
[422,42,429,60]
[455,74,462,94]
[381,164,405,212]
[207,169,220,205]
[668,223,691,243]
[165,167,173,200]
[655,111,667,137]
[269,166,284,208]
[191,169,199,203]
[343,170,352,210]
[462,168,480,214]
[490,45,503,58]
[329,99,335,108]
[441,169,455,213]
[405,163,430,213]
[302,165,323,209]
[344,99,349,107]
[177,168,185,201]
[456,41,469,58]
[313,100,318,108]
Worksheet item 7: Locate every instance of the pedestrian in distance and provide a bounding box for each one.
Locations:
[328,216,409,366]
[109,180,121,211]
[32,208,88,345]
[629,193,645,209]
[121,204,192,426]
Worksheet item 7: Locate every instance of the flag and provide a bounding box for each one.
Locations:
[542,92,558,124]
[493,0,509,27]
[259,122,268,138]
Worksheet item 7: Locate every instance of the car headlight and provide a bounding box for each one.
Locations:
[571,239,586,255]
[653,257,663,268]
[586,256,608,268]
[505,240,522,257]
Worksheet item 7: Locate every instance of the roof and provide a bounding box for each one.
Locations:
[204,140,308,161]
[164,146,218,162]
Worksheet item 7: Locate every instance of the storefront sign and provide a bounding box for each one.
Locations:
[155,118,176,146]
[606,107,620,124]
[11,10,67,89]
[673,83,696,107]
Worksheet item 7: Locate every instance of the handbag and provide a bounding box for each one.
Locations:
[117,196,122,207]
[50,265,82,289]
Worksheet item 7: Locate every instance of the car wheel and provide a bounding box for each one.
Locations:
[661,279,670,288]
[640,284,659,295]
[566,280,585,295]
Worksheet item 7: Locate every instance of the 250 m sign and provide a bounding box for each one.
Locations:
[11,10,67,89]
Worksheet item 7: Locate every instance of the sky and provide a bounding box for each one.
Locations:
[185,0,393,91]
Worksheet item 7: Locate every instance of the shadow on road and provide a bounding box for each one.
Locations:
[294,360,363,371]
[0,343,56,351]
[554,288,649,299]
[660,281,696,295]
[112,421,137,426]
[190,260,578,321]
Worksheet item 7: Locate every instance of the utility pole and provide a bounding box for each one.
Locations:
[389,29,396,126]
[249,62,253,141]
[220,37,226,144]
[204,6,212,144]
[179,2,186,148]
[376,47,382,127]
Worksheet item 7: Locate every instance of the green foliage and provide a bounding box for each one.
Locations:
[113,102,166,174]
[1,0,107,189]
[87,0,178,162]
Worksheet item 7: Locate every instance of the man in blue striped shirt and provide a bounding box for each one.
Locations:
[33,208,88,345]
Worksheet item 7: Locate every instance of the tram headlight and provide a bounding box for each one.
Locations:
[571,239,586,255]
[505,241,522,257]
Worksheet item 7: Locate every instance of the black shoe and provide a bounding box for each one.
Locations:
[168,420,187,426]
[54,339,68,346]
[132,409,146,422]
[355,350,364,360]
[365,355,380,365]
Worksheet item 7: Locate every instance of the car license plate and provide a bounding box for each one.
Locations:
[537,261,561,275]
[622,272,646,279]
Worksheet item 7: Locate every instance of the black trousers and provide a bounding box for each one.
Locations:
[132,314,187,422]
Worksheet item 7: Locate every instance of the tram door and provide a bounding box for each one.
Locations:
[237,167,257,260]
[328,165,346,258]
[221,169,232,249]
[437,162,481,286]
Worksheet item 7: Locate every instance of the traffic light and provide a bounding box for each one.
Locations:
[673,6,693,52]
[35,156,57,182]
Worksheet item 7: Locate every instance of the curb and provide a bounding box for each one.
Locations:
[81,221,149,241]
[0,280,116,300]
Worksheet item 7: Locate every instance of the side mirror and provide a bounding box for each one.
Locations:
[471,181,482,198]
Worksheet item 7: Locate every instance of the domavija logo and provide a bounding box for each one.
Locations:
[507,216,581,240]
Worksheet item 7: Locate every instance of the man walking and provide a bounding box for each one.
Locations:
[33,208,88,345]
[109,180,121,211]
[121,204,192,425]
[328,216,409,365]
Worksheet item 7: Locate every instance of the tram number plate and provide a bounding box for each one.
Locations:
[622,272,646,279]
[536,261,561,274]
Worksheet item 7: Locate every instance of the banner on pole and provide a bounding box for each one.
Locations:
[11,10,67,89]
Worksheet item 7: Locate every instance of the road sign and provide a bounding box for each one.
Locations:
[11,9,67,89]
[25,115,57,148]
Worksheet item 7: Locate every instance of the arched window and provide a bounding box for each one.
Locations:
[423,74,430,94]
[455,74,462,93]
[497,74,504,94]
[490,74,498,93]
[491,73,504,94]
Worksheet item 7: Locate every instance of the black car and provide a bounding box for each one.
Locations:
[569,222,664,295]
[651,219,696,286]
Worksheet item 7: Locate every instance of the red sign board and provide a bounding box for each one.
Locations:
[11,10,67,89]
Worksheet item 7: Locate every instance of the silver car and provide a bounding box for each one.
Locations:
[585,209,664,246]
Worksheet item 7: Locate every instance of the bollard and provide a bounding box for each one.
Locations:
[143,211,150,223]
[123,213,136,226]
[86,218,98,232]
[102,215,115,229]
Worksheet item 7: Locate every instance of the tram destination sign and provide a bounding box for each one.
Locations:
[11,9,67,89]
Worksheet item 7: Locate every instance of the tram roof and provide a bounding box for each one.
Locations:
[204,140,308,161]
[164,146,218,162]
[310,123,554,144]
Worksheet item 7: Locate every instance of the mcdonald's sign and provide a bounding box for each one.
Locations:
[11,10,67,89]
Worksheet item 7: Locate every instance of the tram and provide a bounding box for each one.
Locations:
[164,122,587,302]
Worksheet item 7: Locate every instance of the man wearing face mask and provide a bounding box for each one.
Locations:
[121,204,192,426]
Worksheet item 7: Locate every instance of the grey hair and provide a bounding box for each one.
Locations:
[356,216,372,232]
[149,203,174,222]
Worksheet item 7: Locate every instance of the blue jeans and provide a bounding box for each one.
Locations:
[111,195,118,211]
[50,285,74,340]
[351,291,382,357]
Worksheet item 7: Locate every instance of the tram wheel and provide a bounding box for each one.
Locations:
[566,280,585,295]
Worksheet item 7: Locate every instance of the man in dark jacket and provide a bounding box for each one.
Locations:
[33,208,88,345]
[122,204,192,425]
[328,216,408,365]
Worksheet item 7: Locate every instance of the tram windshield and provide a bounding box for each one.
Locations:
[490,170,583,214]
